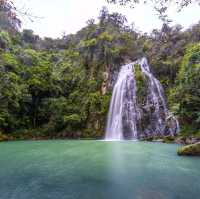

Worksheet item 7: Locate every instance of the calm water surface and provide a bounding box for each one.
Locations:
[0,140,200,199]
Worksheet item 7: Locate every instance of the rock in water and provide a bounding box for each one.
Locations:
[177,142,200,156]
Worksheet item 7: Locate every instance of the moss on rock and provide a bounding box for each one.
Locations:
[163,135,175,143]
[177,142,200,156]
[0,133,11,141]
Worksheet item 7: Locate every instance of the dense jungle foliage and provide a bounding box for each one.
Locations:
[0,5,200,140]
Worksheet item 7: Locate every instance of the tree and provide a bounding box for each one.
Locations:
[106,0,200,22]
[0,30,11,49]
[145,23,187,88]
[21,29,39,44]
[0,0,21,31]
[0,51,25,132]
[169,43,200,133]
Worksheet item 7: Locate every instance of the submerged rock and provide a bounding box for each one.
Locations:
[177,142,200,156]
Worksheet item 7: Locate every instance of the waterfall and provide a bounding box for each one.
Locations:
[105,57,180,140]
[140,57,180,136]
[105,63,139,140]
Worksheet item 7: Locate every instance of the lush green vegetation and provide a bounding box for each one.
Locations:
[169,43,200,136]
[0,4,200,140]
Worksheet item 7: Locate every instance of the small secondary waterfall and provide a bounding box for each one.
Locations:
[105,57,180,140]
[140,58,180,136]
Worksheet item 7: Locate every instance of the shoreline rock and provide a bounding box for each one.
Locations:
[177,142,200,156]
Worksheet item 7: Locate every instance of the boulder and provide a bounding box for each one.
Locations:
[175,135,200,145]
[0,133,10,141]
[177,142,200,156]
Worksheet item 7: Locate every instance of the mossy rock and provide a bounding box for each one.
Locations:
[177,142,200,156]
[0,133,10,141]
[141,136,154,142]
[152,135,163,141]
[163,135,175,143]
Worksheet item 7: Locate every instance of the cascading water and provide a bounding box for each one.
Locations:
[140,57,180,136]
[105,63,139,140]
[105,57,180,140]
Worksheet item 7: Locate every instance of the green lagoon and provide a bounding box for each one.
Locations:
[0,140,200,199]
